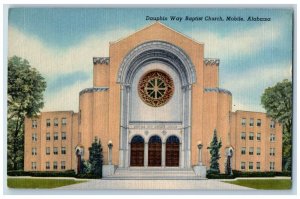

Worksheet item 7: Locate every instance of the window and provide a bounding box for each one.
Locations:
[53,147,58,155]
[46,132,50,141]
[270,148,275,156]
[54,132,59,141]
[61,147,66,155]
[46,119,51,127]
[32,133,37,141]
[62,118,67,126]
[241,118,246,126]
[249,147,254,155]
[249,162,253,170]
[46,147,50,155]
[61,161,66,170]
[54,118,58,127]
[249,132,254,140]
[257,147,261,155]
[270,162,275,171]
[241,147,246,155]
[270,120,275,128]
[32,120,37,128]
[46,162,50,170]
[53,161,58,170]
[32,148,37,155]
[31,162,37,170]
[256,162,261,170]
[61,132,66,140]
[257,133,261,141]
[241,162,246,170]
[241,132,246,140]
[257,119,261,127]
[249,118,254,127]
[270,134,276,142]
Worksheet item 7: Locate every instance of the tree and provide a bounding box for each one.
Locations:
[7,56,46,171]
[88,137,103,177]
[261,79,292,171]
[207,129,222,174]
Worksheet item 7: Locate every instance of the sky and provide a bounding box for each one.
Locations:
[7,8,293,113]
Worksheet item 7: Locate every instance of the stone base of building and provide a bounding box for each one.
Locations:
[102,165,117,177]
[193,165,207,178]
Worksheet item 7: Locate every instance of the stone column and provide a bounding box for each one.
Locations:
[197,142,203,166]
[162,142,166,167]
[128,143,131,167]
[108,141,113,165]
[180,142,184,168]
[144,142,148,167]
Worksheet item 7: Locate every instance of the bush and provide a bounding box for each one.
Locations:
[76,173,102,179]
[207,173,235,179]
[7,170,76,177]
[232,170,291,178]
[7,170,30,176]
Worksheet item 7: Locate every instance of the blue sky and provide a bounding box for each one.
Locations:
[8,8,293,112]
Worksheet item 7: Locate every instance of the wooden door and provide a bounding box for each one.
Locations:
[130,136,144,167]
[166,136,179,167]
[148,136,162,166]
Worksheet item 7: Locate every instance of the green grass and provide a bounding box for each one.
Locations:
[7,178,87,189]
[224,179,292,190]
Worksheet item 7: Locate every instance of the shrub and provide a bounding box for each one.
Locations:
[7,170,76,177]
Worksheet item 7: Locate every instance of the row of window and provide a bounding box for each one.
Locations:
[32,118,67,128]
[240,132,276,141]
[240,147,276,156]
[32,132,67,141]
[31,161,66,170]
[241,118,276,128]
[240,162,275,171]
[31,147,67,155]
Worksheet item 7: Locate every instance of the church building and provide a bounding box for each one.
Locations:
[24,22,282,177]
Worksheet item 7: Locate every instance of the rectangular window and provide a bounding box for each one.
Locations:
[249,162,253,170]
[62,118,67,126]
[46,119,51,127]
[53,161,58,170]
[61,132,66,140]
[249,118,254,127]
[249,147,254,155]
[46,132,50,141]
[241,147,246,155]
[32,133,37,141]
[31,162,37,170]
[270,134,276,142]
[61,147,66,155]
[270,120,276,128]
[257,133,261,141]
[257,147,261,155]
[270,162,275,171]
[54,147,58,155]
[54,118,59,127]
[241,162,246,170]
[46,162,50,170]
[241,118,246,126]
[257,119,261,127]
[249,132,254,140]
[54,132,59,141]
[32,120,37,128]
[61,161,66,170]
[32,148,37,155]
[241,132,246,140]
[256,162,261,171]
[46,147,50,155]
[270,148,275,156]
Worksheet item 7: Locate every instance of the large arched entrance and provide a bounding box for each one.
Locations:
[130,135,144,166]
[166,136,180,167]
[148,135,162,166]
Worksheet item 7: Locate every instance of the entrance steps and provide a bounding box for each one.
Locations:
[103,167,206,180]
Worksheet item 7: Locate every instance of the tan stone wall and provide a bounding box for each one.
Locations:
[93,63,109,87]
[203,64,219,88]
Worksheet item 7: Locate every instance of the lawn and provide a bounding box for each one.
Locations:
[224,179,292,190]
[7,178,87,189]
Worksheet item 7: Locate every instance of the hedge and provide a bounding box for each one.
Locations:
[206,170,291,179]
[7,170,76,177]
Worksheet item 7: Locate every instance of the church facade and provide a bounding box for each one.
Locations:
[24,23,282,175]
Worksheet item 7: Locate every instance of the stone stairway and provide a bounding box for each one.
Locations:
[102,167,206,180]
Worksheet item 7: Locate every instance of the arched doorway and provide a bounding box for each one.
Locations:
[130,135,144,166]
[166,136,180,167]
[148,135,162,166]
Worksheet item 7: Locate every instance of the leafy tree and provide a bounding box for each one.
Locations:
[7,56,46,171]
[88,137,103,177]
[261,79,292,171]
[207,129,222,174]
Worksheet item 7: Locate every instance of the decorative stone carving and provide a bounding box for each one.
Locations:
[79,87,109,96]
[93,57,110,65]
[144,130,149,135]
[204,87,232,96]
[204,58,220,66]
[161,130,167,135]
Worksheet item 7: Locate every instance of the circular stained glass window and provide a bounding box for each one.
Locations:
[138,70,174,107]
